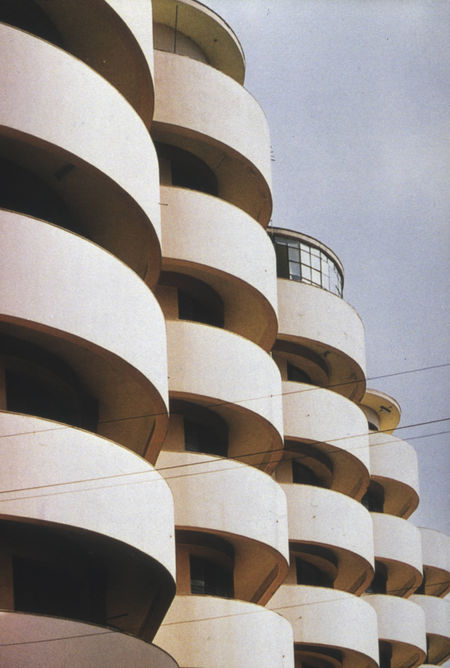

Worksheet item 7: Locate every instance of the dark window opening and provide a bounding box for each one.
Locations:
[155,143,218,196]
[190,555,233,598]
[0,157,80,235]
[295,557,334,588]
[0,0,64,47]
[287,362,311,384]
[2,335,98,431]
[13,555,106,624]
[366,562,387,594]
[379,642,392,668]
[160,272,224,328]
[184,416,228,457]
[368,421,379,431]
[296,645,342,668]
[361,481,385,513]
[292,461,323,487]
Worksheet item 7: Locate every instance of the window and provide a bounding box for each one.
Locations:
[366,562,387,594]
[361,481,385,513]
[184,416,228,457]
[190,556,234,598]
[287,362,311,384]
[292,461,323,487]
[271,234,343,297]
[13,555,105,624]
[296,557,334,588]
[155,143,218,196]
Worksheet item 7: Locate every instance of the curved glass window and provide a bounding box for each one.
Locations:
[272,234,343,297]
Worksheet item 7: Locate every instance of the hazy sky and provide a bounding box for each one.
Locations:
[206,1,449,535]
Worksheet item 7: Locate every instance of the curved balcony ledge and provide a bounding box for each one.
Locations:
[276,279,366,401]
[0,612,179,667]
[157,450,289,604]
[153,51,272,225]
[364,594,427,666]
[160,186,278,350]
[268,585,379,667]
[420,528,450,596]
[154,595,294,668]
[166,320,284,471]
[282,485,374,593]
[0,24,161,283]
[362,388,401,433]
[0,412,175,578]
[369,432,419,518]
[0,413,176,637]
[153,0,245,84]
[410,595,450,665]
[1,216,168,458]
[372,513,423,596]
[281,381,370,499]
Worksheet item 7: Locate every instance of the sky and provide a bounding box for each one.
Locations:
[206,0,449,535]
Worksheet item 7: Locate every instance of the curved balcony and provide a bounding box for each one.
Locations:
[276,278,366,401]
[0,613,179,667]
[157,451,289,604]
[160,186,278,350]
[361,388,401,433]
[280,382,370,499]
[368,432,419,518]
[153,0,245,84]
[153,51,272,225]
[1,216,168,458]
[0,412,176,638]
[371,513,423,596]
[420,528,450,597]
[283,485,374,593]
[0,24,161,283]
[0,1,155,125]
[166,319,283,470]
[364,595,427,667]
[268,586,379,668]
[154,596,294,668]
[410,595,450,665]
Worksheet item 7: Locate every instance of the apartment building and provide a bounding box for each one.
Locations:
[0,1,448,666]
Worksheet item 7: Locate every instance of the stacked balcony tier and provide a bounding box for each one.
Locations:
[0,23,161,284]
[154,597,294,668]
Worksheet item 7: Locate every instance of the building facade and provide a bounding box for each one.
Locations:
[0,1,448,666]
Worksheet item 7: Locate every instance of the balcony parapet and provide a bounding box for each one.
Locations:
[361,388,401,433]
[279,381,370,499]
[282,485,374,593]
[154,595,294,667]
[364,594,427,667]
[268,585,379,668]
[419,528,450,597]
[371,513,423,596]
[160,186,278,350]
[157,450,289,604]
[369,432,419,518]
[153,50,272,225]
[153,0,245,83]
[166,319,283,471]
[0,613,179,668]
[410,595,450,665]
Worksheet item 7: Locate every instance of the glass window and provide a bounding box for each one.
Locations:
[190,556,234,598]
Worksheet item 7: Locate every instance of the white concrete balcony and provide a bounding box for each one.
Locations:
[268,585,379,668]
[420,528,450,596]
[369,432,419,518]
[0,24,161,282]
[364,594,427,667]
[166,319,284,471]
[0,215,168,457]
[154,595,294,668]
[157,451,289,604]
[153,0,245,83]
[276,278,366,401]
[0,612,179,668]
[361,388,401,433]
[372,513,423,596]
[160,186,278,350]
[0,412,176,638]
[282,485,374,593]
[410,595,450,665]
[280,381,370,499]
[153,50,272,225]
